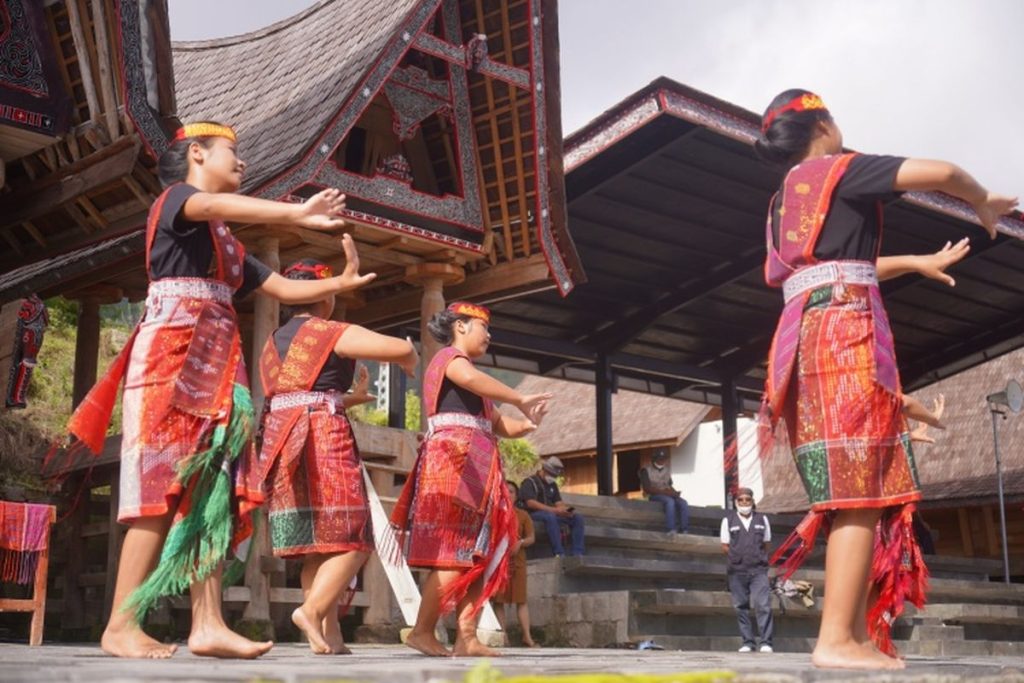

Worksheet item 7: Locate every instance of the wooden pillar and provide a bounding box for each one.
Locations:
[595,353,614,496]
[102,470,124,623]
[388,363,407,430]
[405,264,464,428]
[72,298,101,409]
[721,377,739,508]
[240,237,278,639]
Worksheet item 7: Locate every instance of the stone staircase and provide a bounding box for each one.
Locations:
[521,493,1024,655]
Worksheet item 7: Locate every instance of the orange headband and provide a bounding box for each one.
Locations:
[172,122,237,142]
[448,301,490,324]
[761,93,828,133]
[283,262,333,279]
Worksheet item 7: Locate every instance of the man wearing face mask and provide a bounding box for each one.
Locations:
[640,450,689,535]
[720,488,774,653]
[519,457,585,557]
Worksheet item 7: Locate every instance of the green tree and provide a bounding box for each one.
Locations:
[499,437,539,484]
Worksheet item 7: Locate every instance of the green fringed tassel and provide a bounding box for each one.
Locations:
[123,383,254,621]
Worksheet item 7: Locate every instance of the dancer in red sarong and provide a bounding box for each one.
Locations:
[755,91,1017,669]
[255,258,418,655]
[391,302,551,657]
[64,122,376,659]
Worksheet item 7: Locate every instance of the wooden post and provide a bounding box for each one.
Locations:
[72,298,101,409]
[595,353,614,496]
[721,377,739,508]
[240,237,279,639]
[90,0,120,139]
[103,472,124,623]
[405,263,464,429]
[28,507,56,646]
[62,481,89,631]
[65,0,102,125]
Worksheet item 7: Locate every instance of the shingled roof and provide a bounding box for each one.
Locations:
[172,0,421,192]
[760,348,1024,512]
[513,374,711,457]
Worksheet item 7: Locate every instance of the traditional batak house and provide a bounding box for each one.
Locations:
[0,0,582,638]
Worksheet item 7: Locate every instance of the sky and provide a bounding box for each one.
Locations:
[169,0,1023,197]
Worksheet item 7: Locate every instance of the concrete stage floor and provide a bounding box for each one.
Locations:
[0,644,1022,682]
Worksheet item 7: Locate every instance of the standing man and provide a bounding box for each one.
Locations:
[520,457,585,557]
[640,450,689,535]
[720,488,774,653]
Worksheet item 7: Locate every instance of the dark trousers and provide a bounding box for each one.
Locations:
[649,494,688,532]
[530,510,585,556]
[728,570,774,647]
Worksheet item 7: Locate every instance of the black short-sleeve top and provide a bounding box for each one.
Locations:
[771,154,906,262]
[148,183,273,298]
[271,316,355,393]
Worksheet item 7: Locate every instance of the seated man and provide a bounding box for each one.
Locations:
[640,450,688,535]
[519,457,585,557]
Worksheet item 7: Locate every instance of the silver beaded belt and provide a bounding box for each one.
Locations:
[148,278,233,305]
[427,413,492,434]
[782,261,877,304]
[269,390,345,415]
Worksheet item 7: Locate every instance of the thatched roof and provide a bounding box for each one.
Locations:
[512,374,710,457]
[172,0,420,193]
[760,348,1024,512]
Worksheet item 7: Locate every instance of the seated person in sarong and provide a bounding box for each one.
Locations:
[256,259,418,655]
[520,457,586,556]
[391,302,551,657]
[63,121,376,659]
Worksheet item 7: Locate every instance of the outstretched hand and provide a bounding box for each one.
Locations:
[910,394,946,444]
[973,192,1018,239]
[918,238,970,287]
[332,233,377,293]
[399,336,419,379]
[297,188,348,231]
[518,392,553,422]
[350,364,376,402]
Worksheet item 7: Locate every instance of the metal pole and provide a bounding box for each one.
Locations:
[595,352,615,496]
[990,408,1011,584]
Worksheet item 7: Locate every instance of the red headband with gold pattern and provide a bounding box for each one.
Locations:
[448,301,490,324]
[172,122,237,143]
[761,93,828,133]
[283,262,333,279]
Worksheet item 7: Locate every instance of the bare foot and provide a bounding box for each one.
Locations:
[322,617,350,655]
[187,624,273,659]
[405,630,452,657]
[453,636,502,657]
[101,623,178,659]
[812,640,904,670]
[523,639,541,648]
[292,606,331,655]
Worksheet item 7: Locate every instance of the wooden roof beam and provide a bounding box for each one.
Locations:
[0,136,139,232]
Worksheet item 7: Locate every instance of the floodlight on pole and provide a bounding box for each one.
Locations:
[985,378,1021,585]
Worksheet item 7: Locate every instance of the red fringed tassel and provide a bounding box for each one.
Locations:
[770,509,830,582]
[867,504,929,657]
[0,549,41,585]
[438,489,518,618]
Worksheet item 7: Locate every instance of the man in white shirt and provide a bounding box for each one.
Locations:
[720,487,774,653]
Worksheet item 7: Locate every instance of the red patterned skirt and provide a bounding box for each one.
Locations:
[391,414,516,614]
[262,404,371,558]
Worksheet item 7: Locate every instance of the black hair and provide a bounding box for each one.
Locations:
[279,258,327,324]
[426,309,474,345]
[157,120,231,188]
[754,89,832,169]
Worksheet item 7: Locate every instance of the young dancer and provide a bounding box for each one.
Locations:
[255,258,418,655]
[755,91,1017,669]
[65,122,376,659]
[391,302,550,657]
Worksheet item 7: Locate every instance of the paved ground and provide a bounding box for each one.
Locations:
[0,644,1022,683]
